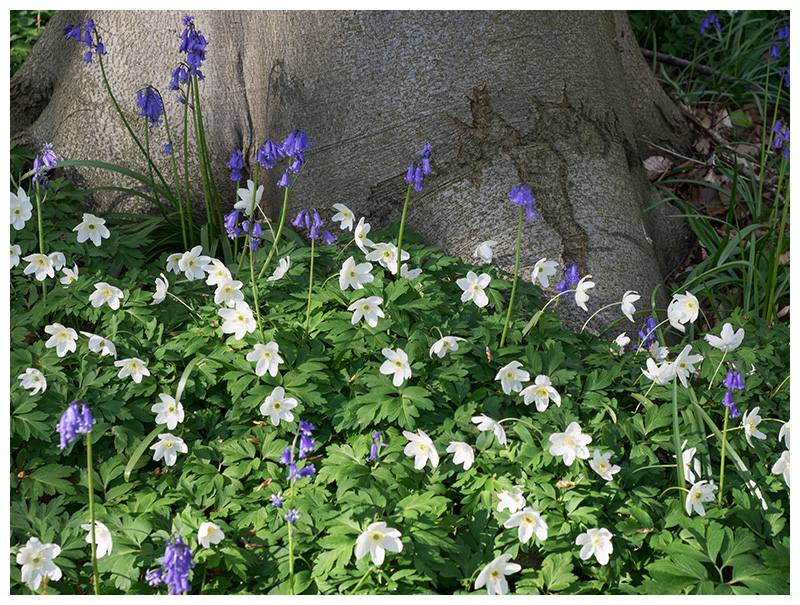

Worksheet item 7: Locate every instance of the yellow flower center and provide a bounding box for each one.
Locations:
[370,531,384,543]
[536,387,548,398]
[563,436,576,448]
[165,441,174,450]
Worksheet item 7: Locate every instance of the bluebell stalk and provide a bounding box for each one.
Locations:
[396,143,432,278]
[145,532,195,595]
[718,369,745,505]
[367,430,388,462]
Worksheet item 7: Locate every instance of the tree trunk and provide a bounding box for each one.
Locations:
[11,10,693,332]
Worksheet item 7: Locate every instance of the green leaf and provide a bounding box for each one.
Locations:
[728,109,751,128]
[539,551,577,592]
[124,425,163,481]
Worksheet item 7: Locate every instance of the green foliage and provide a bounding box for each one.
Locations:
[10,10,52,75]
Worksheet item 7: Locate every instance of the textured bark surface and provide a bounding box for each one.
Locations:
[11,10,693,332]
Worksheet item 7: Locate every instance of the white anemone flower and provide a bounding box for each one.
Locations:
[667,291,700,332]
[354,217,374,254]
[355,521,403,565]
[366,242,409,275]
[81,331,117,358]
[548,421,592,466]
[429,336,467,358]
[60,264,79,287]
[400,263,422,280]
[247,342,283,377]
[403,429,439,469]
[48,251,65,271]
[472,414,507,445]
[473,240,498,264]
[771,451,790,487]
[686,480,717,516]
[588,450,621,481]
[339,256,374,291]
[260,386,298,426]
[679,444,702,484]
[504,507,548,543]
[612,332,630,354]
[150,433,188,466]
[114,357,150,383]
[198,522,225,548]
[23,253,54,281]
[496,485,526,513]
[531,257,559,288]
[648,340,670,363]
[11,187,33,230]
[671,344,703,388]
[380,347,411,386]
[474,553,521,596]
[574,275,595,312]
[446,441,475,470]
[348,296,385,328]
[621,290,640,322]
[165,252,183,274]
[16,536,62,591]
[81,521,113,558]
[331,203,355,231]
[218,301,257,340]
[642,357,675,385]
[11,244,22,268]
[89,282,124,310]
[179,245,211,281]
[456,271,491,308]
[73,213,110,246]
[520,374,562,411]
[704,323,745,353]
[151,393,185,430]
[44,323,78,357]
[267,257,291,282]
[214,277,245,307]
[495,360,530,395]
[233,179,264,216]
[778,421,790,448]
[18,368,47,395]
[151,273,169,305]
[575,528,614,565]
[742,407,767,448]
[205,259,232,286]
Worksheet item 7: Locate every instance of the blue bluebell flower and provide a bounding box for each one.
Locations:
[226,150,246,181]
[62,20,106,64]
[404,143,433,191]
[507,182,538,220]
[56,399,95,450]
[321,230,338,245]
[555,261,581,297]
[722,390,741,419]
[292,208,324,240]
[146,533,195,595]
[136,87,164,128]
[241,220,263,251]
[298,434,315,459]
[224,210,243,240]
[367,430,388,461]
[285,509,300,525]
[298,463,316,478]
[287,463,300,481]
[279,446,293,466]
[270,493,284,508]
[277,170,292,188]
[723,369,745,391]
[700,12,721,35]
[299,420,315,436]
[163,144,172,155]
[33,143,62,189]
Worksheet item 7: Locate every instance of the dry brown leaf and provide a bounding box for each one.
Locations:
[779,250,790,265]
[777,305,790,319]
[643,155,673,181]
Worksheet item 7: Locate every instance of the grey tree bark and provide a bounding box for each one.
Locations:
[11,10,693,332]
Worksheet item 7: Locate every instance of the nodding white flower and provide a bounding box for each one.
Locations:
[380,347,412,387]
[233,179,264,216]
[11,187,33,230]
[348,296,385,328]
[355,521,403,566]
[575,528,614,565]
[331,203,355,231]
[260,386,298,426]
[548,421,592,466]
[504,507,548,543]
[366,242,409,275]
[179,245,211,280]
[621,290,640,322]
[151,393,185,430]
[778,421,790,449]
[612,332,630,354]
[429,336,467,358]
[18,368,47,395]
[472,414,507,445]
[73,213,110,246]
[354,217,374,254]
[742,407,767,448]
[496,485,526,513]
[49,251,65,271]
[89,281,124,310]
[151,273,169,305]
[400,263,422,280]
[686,480,717,516]
[214,277,245,307]
[114,357,150,383]
[150,433,188,467]
[648,340,670,363]
[23,253,54,281]
[247,342,283,377]
[81,521,113,558]
[473,240,498,264]
[642,357,675,385]
[670,344,703,388]
[446,441,475,470]
[704,323,745,353]
[198,522,225,548]
[44,323,78,357]
[339,256,374,291]
[495,361,530,395]
[60,264,79,287]
[205,259,232,286]
[16,536,62,591]
[457,271,491,308]
[81,331,117,358]
[165,252,183,274]
[403,429,439,469]
[531,257,559,288]
[667,291,700,332]
[11,244,21,268]
[771,451,790,488]
[218,300,256,340]
[588,450,621,481]
[520,374,562,411]
[574,275,595,312]
[267,257,290,282]
[679,445,702,484]
[474,553,521,596]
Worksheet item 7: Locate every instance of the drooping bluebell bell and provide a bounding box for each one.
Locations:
[632,316,658,352]
[555,261,581,297]
[162,144,172,155]
[224,210,243,240]
[700,12,721,35]
[146,532,195,595]
[722,390,741,419]
[279,446,293,466]
[321,230,338,245]
[270,493,284,508]
[770,43,782,60]
[292,208,325,240]
[404,143,433,191]
[507,182,538,221]
[287,463,301,481]
[298,433,315,459]
[136,87,164,128]
[298,464,316,478]
[241,220,263,251]
[178,14,208,80]
[367,430,388,462]
[281,129,311,173]
[56,399,95,450]
[277,170,292,188]
[33,143,62,189]
[285,509,300,525]
[299,421,315,436]
[226,150,246,181]
[723,369,745,391]
[62,20,106,64]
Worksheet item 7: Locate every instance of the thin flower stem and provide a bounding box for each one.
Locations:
[304,237,316,338]
[350,567,375,595]
[709,350,728,387]
[632,318,672,360]
[181,86,195,246]
[199,563,207,594]
[718,411,729,506]
[670,377,687,512]
[35,185,47,307]
[580,301,623,333]
[257,186,291,280]
[500,206,524,348]
[245,165,265,342]
[395,183,413,276]
[159,93,188,249]
[86,431,100,594]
